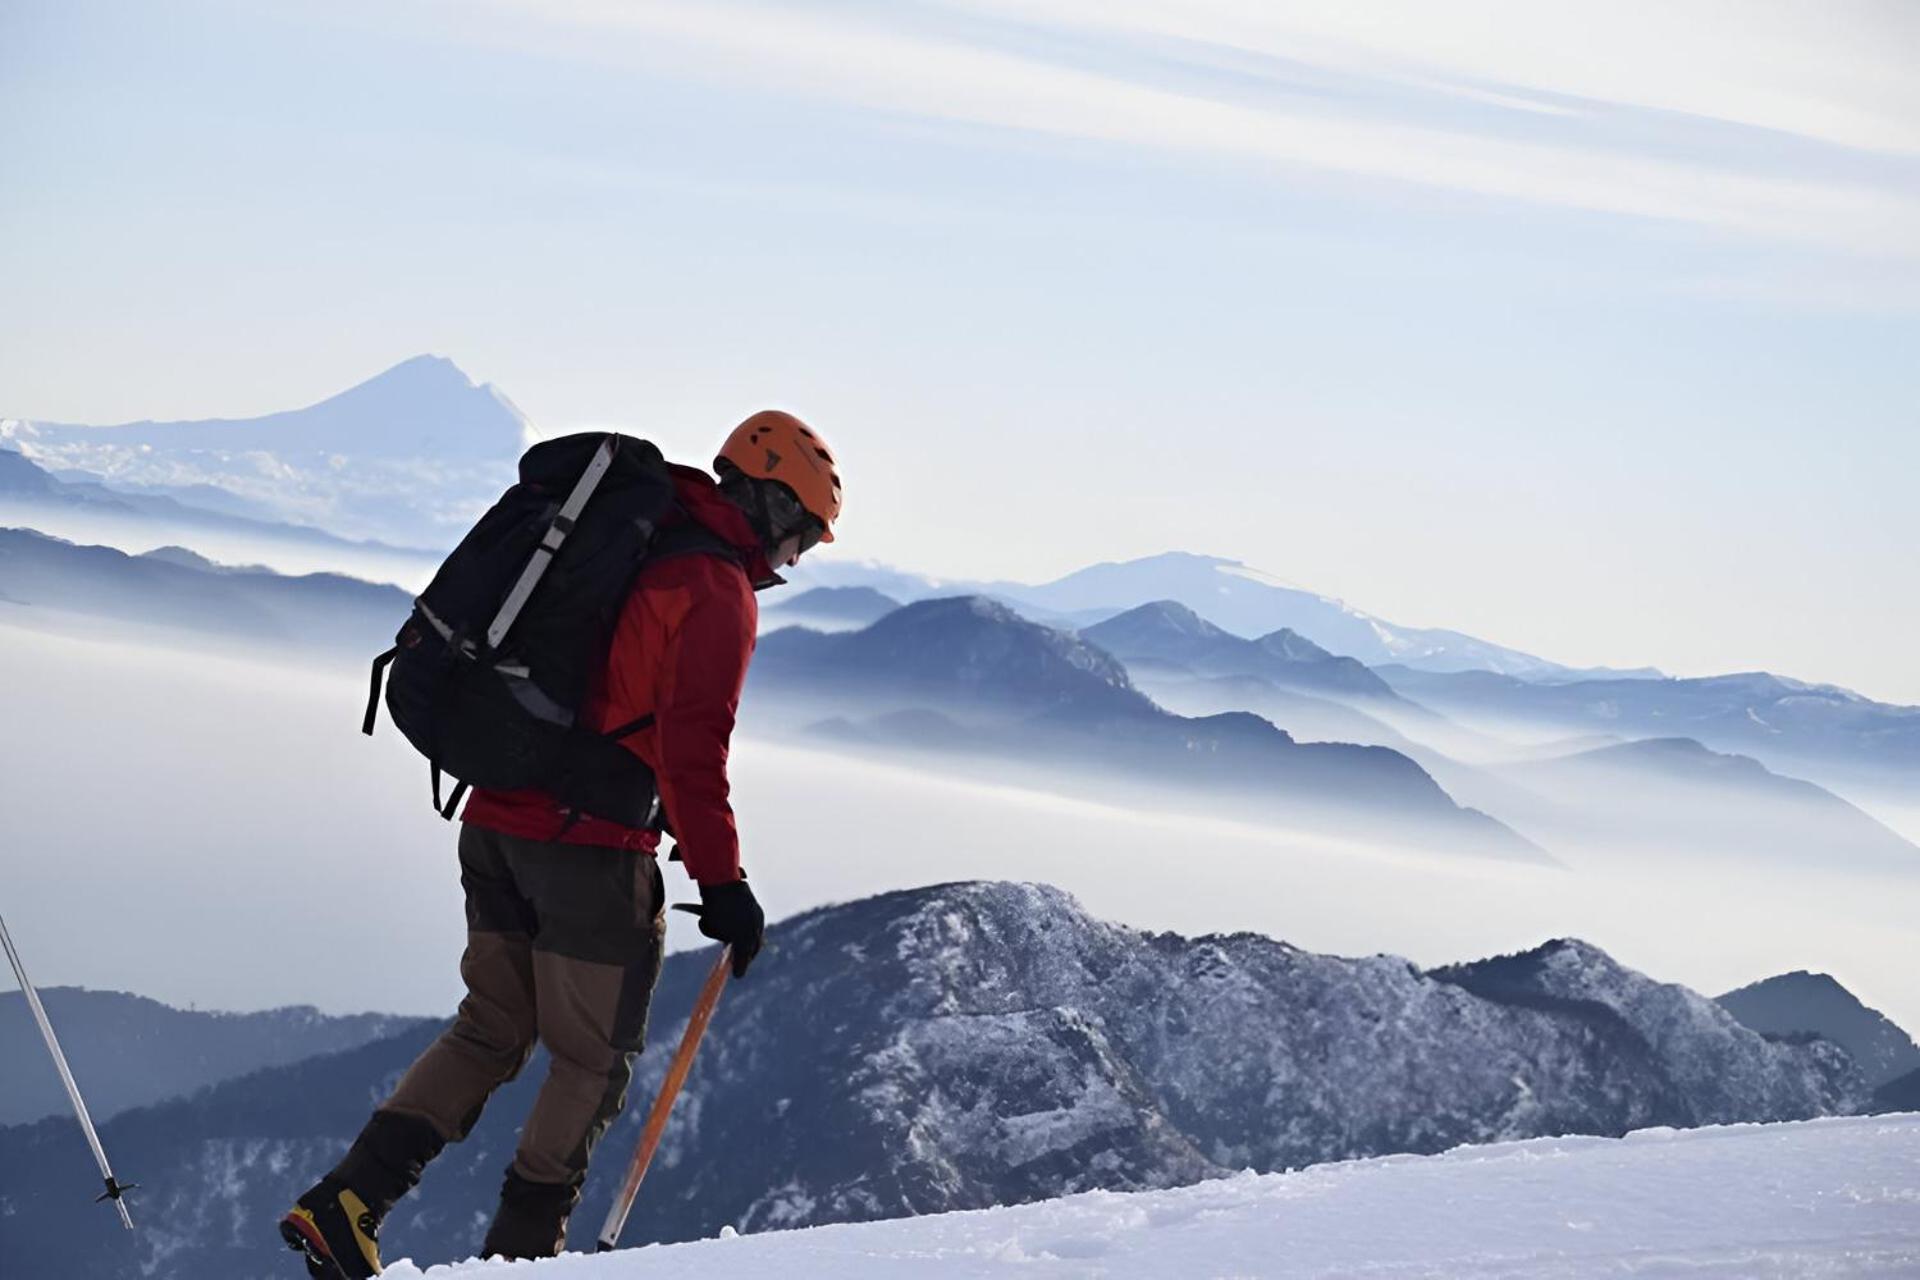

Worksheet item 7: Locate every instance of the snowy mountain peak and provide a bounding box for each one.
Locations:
[981,552,1588,679]
[355,352,473,390]
[4,355,528,545]
[259,353,527,455]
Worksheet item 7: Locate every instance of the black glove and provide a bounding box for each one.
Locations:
[673,879,765,978]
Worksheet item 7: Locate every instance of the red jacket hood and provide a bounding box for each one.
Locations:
[669,464,777,587]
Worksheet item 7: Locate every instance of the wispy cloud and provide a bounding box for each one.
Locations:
[957,0,1920,155]
[461,0,1920,256]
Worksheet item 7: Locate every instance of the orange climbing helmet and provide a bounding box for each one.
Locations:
[715,409,842,543]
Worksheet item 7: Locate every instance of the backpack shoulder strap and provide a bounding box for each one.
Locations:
[646,517,743,565]
[486,434,623,650]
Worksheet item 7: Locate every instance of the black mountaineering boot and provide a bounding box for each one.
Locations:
[281,1110,445,1278]
[480,1168,582,1260]
[281,1175,383,1279]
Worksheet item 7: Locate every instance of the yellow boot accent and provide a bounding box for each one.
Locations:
[338,1187,383,1274]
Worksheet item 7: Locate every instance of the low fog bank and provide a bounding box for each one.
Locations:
[0,501,441,592]
[2,620,1914,1038]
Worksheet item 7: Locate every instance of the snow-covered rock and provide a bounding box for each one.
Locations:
[383,1114,1920,1278]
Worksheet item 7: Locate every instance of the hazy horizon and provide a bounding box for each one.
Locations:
[6,419,1917,708]
[4,0,1918,702]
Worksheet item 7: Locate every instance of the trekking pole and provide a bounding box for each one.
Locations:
[0,915,136,1229]
[596,945,732,1252]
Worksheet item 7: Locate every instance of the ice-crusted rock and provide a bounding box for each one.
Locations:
[650,882,1866,1237]
[1429,940,1867,1123]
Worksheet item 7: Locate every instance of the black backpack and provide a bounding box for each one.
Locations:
[362,432,735,827]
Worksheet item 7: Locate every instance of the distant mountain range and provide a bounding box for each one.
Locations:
[1718,971,1920,1089]
[796,552,1666,682]
[0,988,429,1126]
[4,354,1907,826]
[0,447,424,557]
[1484,737,1919,874]
[2,355,523,548]
[0,526,406,653]
[1068,605,1919,870]
[755,596,1535,858]
[1082,600,1402,702]
[7,523,1905,867]
[3,355,1896,737]
[1380,664,1920,796]
[0,882,1880,1279]
[0,445,441,588]
[760,585,901,633]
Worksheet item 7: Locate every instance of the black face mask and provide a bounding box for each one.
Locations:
[784,512,828,558]
[734,473,823,558]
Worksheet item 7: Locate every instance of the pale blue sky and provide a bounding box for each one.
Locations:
[3,0,1917,700]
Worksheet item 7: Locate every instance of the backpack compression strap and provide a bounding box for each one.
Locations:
[363,646,398,736]
[486,434,622,651]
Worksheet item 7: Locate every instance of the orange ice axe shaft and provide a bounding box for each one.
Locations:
[595,945,732,1252]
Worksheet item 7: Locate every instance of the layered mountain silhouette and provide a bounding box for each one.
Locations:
[1718,971,1920,1089]
[761,595,1149,716]
[760,585,902,632]
[0,988,429,1126]
[1381,664,1920,796]
[8,522,1903,871]
[0,447,420,555]
[1072,599,1450,753]
[0,882,1873,1280]
[756,597,1535,857]
[0,527,406,653]
[1486,737,1919,874]
[790,558,1914,806]
[1082,600,1398,701]
[796,552,1665,681]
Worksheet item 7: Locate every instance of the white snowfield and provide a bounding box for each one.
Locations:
[384,1115,1920,1278]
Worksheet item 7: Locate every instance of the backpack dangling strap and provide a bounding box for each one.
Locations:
[429,764,468,820]
[363,647,398,735]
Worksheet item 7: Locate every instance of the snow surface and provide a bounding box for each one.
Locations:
[384,1115,1920,1278]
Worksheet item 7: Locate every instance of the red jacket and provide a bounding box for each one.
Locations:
[460,466,772,885]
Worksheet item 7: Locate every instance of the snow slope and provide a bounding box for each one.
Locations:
[386,1116,1919,1278]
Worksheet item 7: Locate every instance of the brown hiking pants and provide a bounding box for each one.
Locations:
[379,824,666,1186]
